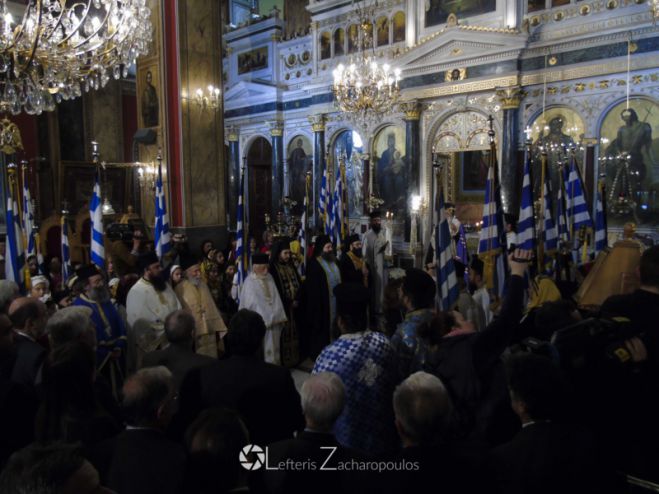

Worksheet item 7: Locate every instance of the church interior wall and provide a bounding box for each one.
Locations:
[222,0,658,259]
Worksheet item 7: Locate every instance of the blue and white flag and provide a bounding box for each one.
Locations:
[61,215,72,282]
[594,182,607,254]
[22,179,36,258]
[5,194,25,289]
[566,156,592,235]
[331,167,343,248]
[436,187,459,311]
[90,170,105,270]
[477,149,507,297]
[543,179,558,253]
[298,180,308,278]
[556,172,569,244]
[324,168,333,236]
[456,223,469,285]
[154,162,171,259]
[516,150,535,251]
[235,167,246,304]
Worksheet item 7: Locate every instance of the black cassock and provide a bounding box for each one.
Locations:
[300,257,341,360]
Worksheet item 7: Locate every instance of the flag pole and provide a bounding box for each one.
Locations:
[538,143,547,273]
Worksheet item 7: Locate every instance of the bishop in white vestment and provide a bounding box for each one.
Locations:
[239,253,287,365]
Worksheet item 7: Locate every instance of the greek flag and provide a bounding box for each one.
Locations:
[436,187,459,311]
[566,156,592,234]
[235,167,246,304]
[516,151,535,251]
[556,173,569,243]
[331,168,343,248]
[5,194,25,289]
[61,215,72,282]
[90,170,105,270]
[319,167,328,233]
[154,162,171,259]
[298,180,308,277]
[477,149,507,297]
[324,169,332,236]
[543,179,558,253]
[22,179,36,258]
[456,223,469,285]
[594,182,607,254]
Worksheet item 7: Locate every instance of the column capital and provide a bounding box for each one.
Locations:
[308,114,326,132]
[226,125,239,142]
[268,120,284,137]
[400,100,422,121]
[495,86,526,110]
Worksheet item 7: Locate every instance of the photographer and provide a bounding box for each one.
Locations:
[105,225,145,276]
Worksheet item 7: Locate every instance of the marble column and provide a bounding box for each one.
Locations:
[309,114,326,228]
[269,121,284,213]
[227,126,240,228]
[496,86,525,214]
[401,100,422,196]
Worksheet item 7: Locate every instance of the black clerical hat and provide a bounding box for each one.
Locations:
[333,282,369,318]
[138,251,160,271]
[180,252,199,271]
[368,210,382,219]
[314,235,332,250]
[346,233,360,246]
[76,264,101,283]
[252,253,269,265]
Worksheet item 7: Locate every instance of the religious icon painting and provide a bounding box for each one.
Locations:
[287,135,313,215]
[599,98,659,226]
[372,125,408,218]
[237,46,269,74]
[332,130,365,218]
[425,0,496,28]
[529,107,585,213]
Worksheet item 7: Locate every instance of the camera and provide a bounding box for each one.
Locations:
[106,223,135,242]
[550,317,644,371]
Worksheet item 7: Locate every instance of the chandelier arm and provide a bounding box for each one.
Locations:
[40,3,68,47]
[69,3,115,51]
[57,1,94,46]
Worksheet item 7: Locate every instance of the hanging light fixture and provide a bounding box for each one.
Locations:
[332,1,401,128]
[0,0,152,115]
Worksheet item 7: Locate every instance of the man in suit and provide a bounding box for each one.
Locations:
[487,353,607,494]
[264,372,367,494]
[103,366,185,494]
[8,297,48,388]
[142,309,216,390]
[177,309,304,445]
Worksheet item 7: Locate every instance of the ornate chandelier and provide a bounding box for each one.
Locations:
[332,14,401,127]
[0,0,152,115]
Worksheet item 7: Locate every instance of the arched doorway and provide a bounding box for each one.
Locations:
[247,137,272,244]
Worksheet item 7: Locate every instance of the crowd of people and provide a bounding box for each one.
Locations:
[0,215,657,493]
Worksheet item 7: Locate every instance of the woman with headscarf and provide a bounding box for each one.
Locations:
[514,275,562,343]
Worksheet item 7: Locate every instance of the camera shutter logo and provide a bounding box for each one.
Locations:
[239,444,265,470]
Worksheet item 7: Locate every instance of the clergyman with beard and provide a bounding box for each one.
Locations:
[303,235,342,360]
[72,265,127,389]
[338,233,369,286]
[363,211,388,328]
[269,238,302,367]
[126,251,181,368]
[174,253,227,358]
[239,253,287,365]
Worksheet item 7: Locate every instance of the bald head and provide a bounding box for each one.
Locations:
[8,297,48,340]
[164,310,195,346]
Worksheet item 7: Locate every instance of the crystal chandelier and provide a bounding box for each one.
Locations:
[0,0,152,115]
[332,6,401,127]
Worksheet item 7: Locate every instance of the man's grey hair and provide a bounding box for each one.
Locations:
[301,372,345,429]
[46,306,94,348]
[393,371,453,445]
[122,366,174,427]
[0,280,19,312]
[164,309,195,344]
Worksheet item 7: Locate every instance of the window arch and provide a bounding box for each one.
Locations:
[333,28,345,57]
[376,16,389,46]
[392,11,405,43]
[320,31,331,59]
